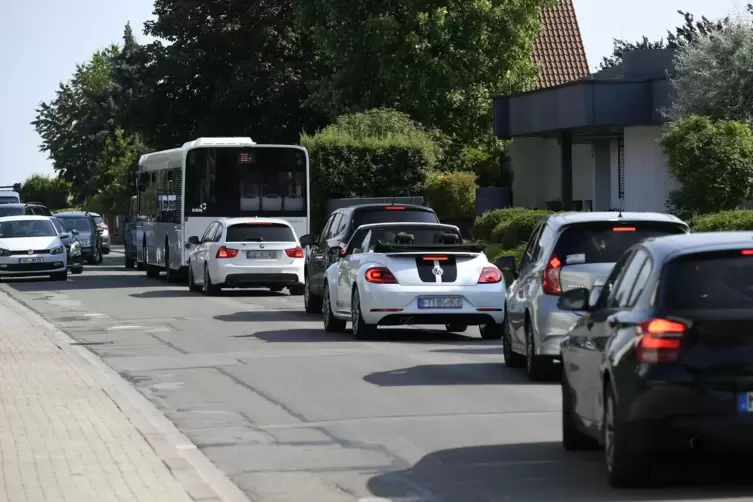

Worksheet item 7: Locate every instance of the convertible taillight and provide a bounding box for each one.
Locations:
[365,267,397,284]
[477,266,502,283]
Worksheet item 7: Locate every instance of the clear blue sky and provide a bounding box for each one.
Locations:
[0,0,746,186]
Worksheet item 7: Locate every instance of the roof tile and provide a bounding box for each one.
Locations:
[533,0,590,88]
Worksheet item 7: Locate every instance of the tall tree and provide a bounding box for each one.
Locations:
[598,10,736,69]
[669,18,753,123]
[139,0,326,150]
[32,48,119,202]
[297,0,553,146]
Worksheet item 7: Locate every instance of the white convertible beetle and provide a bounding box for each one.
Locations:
[322,222,507,339]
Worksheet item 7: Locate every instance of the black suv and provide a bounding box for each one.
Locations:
[299,204,440,313]
[0,202,52,217]
[53,211,104,265]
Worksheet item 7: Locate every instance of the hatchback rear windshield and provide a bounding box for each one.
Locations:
[554,221,687,265]
[353,208,439,228]
[56,217,92,233]
[662,252,753,309]
[226,223,295,242]
[92,215,104,225]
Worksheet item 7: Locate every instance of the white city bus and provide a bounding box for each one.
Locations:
[135,137,309,279]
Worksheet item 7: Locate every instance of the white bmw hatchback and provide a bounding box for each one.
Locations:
[0,216,68,281]
[186,217,305,295]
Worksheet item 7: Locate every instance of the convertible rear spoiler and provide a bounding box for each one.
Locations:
[373,240,486,254]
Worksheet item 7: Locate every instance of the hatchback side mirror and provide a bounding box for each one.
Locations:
[59,232,70,240]
[71,229,79,235]
[300,233,317,247]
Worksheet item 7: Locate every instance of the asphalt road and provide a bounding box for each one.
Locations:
[2,250,753,502]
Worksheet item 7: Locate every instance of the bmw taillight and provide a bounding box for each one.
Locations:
[216,246,239,258]
[635,318,686,364]
[542,254,562,295]
[285,247,303,258]
[364,267,397,284]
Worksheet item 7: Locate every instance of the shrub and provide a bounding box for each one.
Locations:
[471,207,550,241]
[425,171,477,220]
[490,209,550,248]
[690,210,753,232]
[301,108,439,231]
[660,115,753,217]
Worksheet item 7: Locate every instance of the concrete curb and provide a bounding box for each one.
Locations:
[0,289,252,502]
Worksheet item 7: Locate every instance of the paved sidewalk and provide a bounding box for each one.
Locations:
[0,294,194,501]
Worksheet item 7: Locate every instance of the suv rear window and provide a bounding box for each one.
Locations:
[92,215,104,225]
[554,221,686,265]
[353,207,439,228]
[57,216,93,233]
[663,252,753,309]
[0,206,24,217]
[226,223,295,242]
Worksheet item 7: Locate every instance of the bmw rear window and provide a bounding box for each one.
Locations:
[353,207,439,227]
[226,223,295,242]
[554,221,687,265]
[662,251,753,309]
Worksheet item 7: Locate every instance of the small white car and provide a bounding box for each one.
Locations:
[186,217,305,295]
[0,216,68,281]
[322,222,507,339]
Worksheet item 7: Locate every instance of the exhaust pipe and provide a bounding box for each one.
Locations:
[400,317,415,325]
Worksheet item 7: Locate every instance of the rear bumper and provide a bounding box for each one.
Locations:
[625,383,753,450]
[215,261,304,286]
[359,283,505,325]
[534,294,582,356]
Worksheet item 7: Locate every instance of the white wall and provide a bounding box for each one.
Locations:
[508,137,593,208]
[622,126,678,212]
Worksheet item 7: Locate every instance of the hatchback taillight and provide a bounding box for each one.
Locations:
[478,266,502,283]
[542,254,562,295]
[636,318,686,364]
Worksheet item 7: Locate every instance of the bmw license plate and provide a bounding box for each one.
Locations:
[738,392,753,413]
[246,250,278,259]
[19,257,43,264]
[418,297,463,309]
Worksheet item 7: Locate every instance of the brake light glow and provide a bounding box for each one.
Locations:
[385,206,404,210]
[365,267,397,284]
[542,254,562,295]
[636,318,686,364]
[613,226,636,232]
[478,266,502,283]
[422,256,448,261]
[216,246,239,258]
[285,247,304,258]
[742,250,753,255]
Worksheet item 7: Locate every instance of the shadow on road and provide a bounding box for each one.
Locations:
[366,442,753,501]
[1,274,151,291]
[243,327,484,344]
[215,309,311,323]
[363,363,550,386]
[130,289,198,298]
[431,346,503,355]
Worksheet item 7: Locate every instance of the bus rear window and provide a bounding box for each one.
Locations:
[226,223,295,242]
[554,222,687,264]
[663,252,753,309]
[354,208,439,227]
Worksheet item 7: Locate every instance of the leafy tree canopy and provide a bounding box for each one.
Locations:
[297,0,554,145]
[669,17,753,123]
[598,8,750,69]
[660,114,753,216]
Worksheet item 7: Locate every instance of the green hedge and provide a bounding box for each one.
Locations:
[425,171,477,220]
[473,208,551,248]
[689,210,753,231]
[301,109,439,232]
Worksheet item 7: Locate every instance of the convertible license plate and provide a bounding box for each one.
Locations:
[246,250,278,259]
[18,257,43,264]
[738,392,753,413]
[418,297,463,309]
